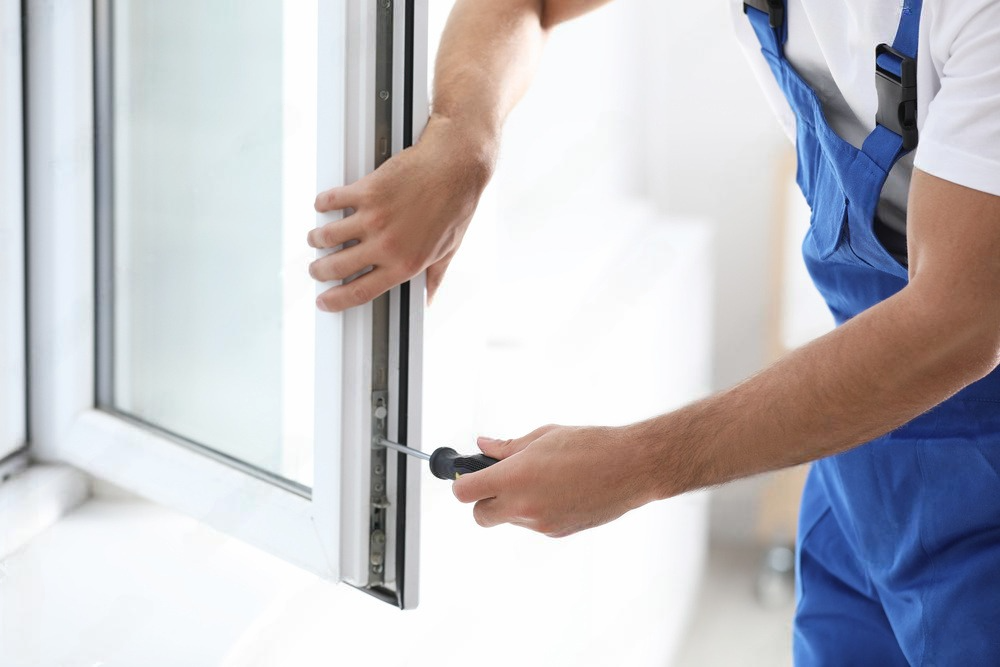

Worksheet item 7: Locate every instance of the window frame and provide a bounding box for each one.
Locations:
[25,0,426,608]
[0,0,26,465]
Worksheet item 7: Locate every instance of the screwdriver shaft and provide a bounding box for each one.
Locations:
[375,437,431,461]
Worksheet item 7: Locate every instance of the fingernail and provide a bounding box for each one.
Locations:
[316,297,329,312]
[477,436,500,445]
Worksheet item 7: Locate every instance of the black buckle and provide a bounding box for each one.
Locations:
[875,43,918,151]
[743,0,784,30]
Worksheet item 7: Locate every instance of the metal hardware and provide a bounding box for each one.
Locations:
[366,0,395,589]
[375,437,430,461]
[875,43,918,151]
[743,0,784,30]
[369,390,389,582]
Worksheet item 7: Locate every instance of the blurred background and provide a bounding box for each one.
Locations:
[1,0,838,665]
[423,1,833,664]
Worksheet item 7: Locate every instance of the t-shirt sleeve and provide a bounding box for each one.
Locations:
[914,0,1000,197]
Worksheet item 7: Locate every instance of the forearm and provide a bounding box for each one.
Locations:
[429,0,609,172]
[433,1,544,141]
[635,283,1000,501]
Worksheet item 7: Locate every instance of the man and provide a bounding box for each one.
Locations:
[307,1,1000,663]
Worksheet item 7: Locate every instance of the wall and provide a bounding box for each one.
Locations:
[433,0,788,396]
[430,0,791,544]
[632,0,788,390]
[631,0,792,543]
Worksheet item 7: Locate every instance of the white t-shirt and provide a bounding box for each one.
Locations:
[729,0,1000,234]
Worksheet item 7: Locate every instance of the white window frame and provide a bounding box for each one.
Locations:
[0,0,26,465]
[25,0,426,608]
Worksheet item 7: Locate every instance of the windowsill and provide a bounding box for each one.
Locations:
[0,463,89,559]
[1,485,707,666]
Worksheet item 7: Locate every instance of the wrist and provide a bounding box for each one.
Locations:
[621,412,705,503]
[615,421,670,506]
[423,111,499,190]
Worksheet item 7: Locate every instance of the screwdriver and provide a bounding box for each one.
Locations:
[374,437,498,480]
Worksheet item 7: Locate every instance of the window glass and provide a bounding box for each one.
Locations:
[106,0,317,487]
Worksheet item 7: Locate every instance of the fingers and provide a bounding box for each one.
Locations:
[455,425,560,503]
[472,499,503,528]
[452,462,501,505]
[314,183,364,213]
[315,267,400,313]
[308,243,373,283]
[307,216,366,250]
[426,252,454,305]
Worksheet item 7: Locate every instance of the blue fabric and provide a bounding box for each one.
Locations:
[746,2,1000,664]
[890,0,923,63]
[876,52,904,78]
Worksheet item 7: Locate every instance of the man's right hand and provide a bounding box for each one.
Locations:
[308,115,494,312]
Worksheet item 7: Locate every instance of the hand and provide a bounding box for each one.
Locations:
[308,115,494,312]
[452,424,661,538]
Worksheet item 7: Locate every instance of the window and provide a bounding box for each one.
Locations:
[0,0,26,465]
[25,0,426,608]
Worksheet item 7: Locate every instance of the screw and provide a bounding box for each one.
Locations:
[374,463,385,475]
[379,90,390,101]
[374,405,388,420]
[374,481,384,493]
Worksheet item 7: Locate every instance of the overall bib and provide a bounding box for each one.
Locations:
[745,2,1000,664]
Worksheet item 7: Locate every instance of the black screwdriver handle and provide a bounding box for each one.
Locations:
[429,447,499,480]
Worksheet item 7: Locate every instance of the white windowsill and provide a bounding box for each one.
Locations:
[0,484,706,667]
[0,463,90,560]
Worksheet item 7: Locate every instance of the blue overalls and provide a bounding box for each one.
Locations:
[744,1,1000,664]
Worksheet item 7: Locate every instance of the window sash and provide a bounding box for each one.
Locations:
[0,0,26,463]
[25,0,426,608]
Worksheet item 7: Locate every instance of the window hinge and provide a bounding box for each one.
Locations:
[368,390,390,585]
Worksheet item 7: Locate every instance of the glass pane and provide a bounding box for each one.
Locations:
[106,0,318,487]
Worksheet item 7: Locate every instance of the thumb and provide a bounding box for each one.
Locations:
[476,436,518,460]
[477,424,559,460]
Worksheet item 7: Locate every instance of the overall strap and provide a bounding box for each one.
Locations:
[744,0,787,57]
[862,0,923,171]
[879,0,923,77]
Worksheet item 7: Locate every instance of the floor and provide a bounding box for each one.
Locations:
[674,544,796,667]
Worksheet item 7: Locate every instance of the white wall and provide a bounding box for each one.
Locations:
[631,0,792,544]
[632,0,787,390]
[473,0,790,399]
[428,0,792,545]
[433,0,787,391]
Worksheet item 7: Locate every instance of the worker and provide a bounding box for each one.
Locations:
[306,1,1000,663]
